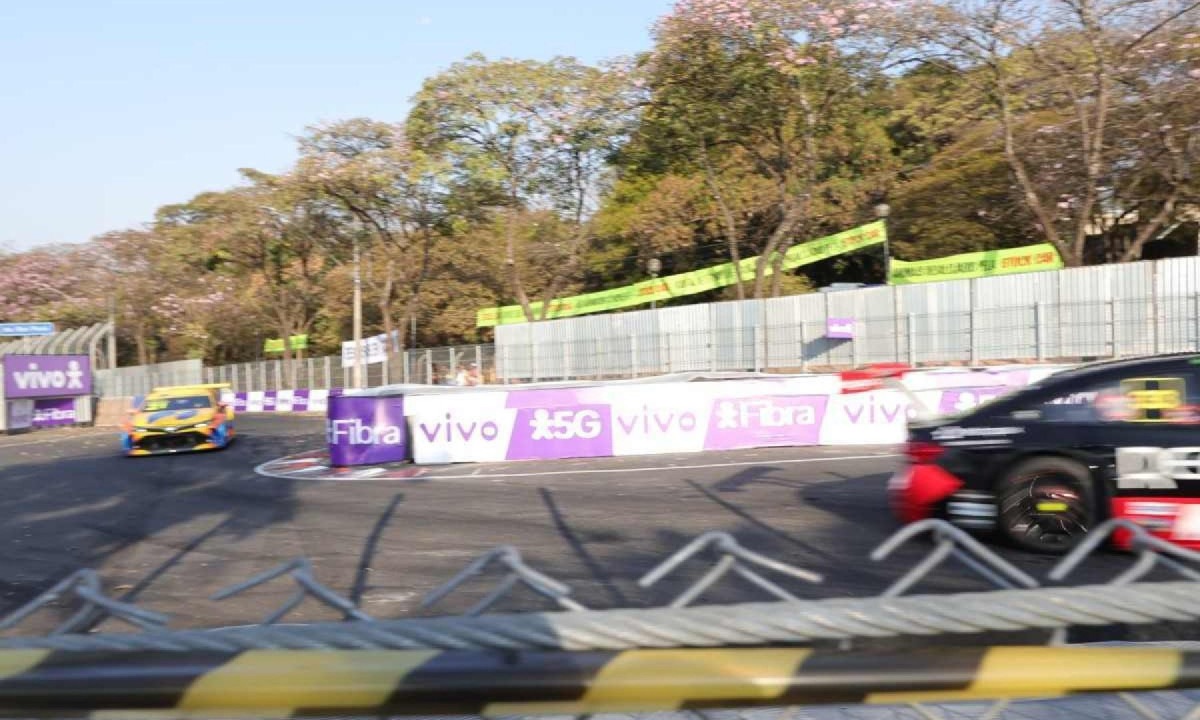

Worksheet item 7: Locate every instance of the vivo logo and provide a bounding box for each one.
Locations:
[11,360,85,391]
[530,409,602,440]
[616,406,698,436]
[419,413,501,443]
[327,418,404,445]
[843,397,908,424]
[715,400,816,429]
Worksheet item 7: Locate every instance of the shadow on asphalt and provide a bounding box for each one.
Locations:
[3,424,1198,646]
[0,431,303,627]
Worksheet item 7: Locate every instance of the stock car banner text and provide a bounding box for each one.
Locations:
[888,244,1063,285]
[475,222,886,327]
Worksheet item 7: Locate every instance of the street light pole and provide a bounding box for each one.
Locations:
[352,234,365,389]
[107,294,118,369]
[647,258,662,310]
[874,202,892,284]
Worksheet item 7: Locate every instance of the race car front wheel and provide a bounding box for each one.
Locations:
[997,457,1094,554]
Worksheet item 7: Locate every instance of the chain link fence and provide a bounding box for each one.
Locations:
[199,344,497,393]
[94,358,203,397]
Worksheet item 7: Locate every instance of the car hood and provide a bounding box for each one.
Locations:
[132,407,216,429]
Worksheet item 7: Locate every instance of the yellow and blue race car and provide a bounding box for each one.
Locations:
[121,384,236,456]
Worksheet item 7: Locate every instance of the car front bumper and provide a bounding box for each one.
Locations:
[122,425,231,456]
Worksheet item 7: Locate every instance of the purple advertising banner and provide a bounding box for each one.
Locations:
[3,355,92,398]
[32,397,76,427]
[826,318,855,340]
[327,394,408,466]
[506,404,613,460]
[703,394,828,450]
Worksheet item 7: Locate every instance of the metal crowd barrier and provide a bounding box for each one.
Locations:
[2,519,1200,718]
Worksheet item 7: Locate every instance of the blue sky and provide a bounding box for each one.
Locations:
[0,0,672,251]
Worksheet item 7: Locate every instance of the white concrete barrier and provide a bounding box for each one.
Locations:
[390,365,1070,465]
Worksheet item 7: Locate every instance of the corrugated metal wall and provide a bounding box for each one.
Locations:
[495,256,1200,380]
[94,359,204,397]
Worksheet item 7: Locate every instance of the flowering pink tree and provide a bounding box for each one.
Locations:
[0,246,101,324]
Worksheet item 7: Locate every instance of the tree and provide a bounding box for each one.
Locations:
[882,65,1042,258]
[915,0,1200,265]
[638,0,906,298]
[408,54,633,321]
[296,119,450,353]
[0,245,97,324]
[156,174,340,382]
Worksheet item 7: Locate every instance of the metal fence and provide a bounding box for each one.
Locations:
[0,321,116,369]
[94,358,203,397]
[5,518,1200,719]
[495,255,1200,380]
[200,344,496,392]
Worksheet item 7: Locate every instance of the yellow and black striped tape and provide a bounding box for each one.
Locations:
[0,646,1195,717]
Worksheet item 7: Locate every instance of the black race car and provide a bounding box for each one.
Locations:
[891,353,1200,553]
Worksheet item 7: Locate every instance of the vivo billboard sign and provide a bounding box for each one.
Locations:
[3,355,92,398]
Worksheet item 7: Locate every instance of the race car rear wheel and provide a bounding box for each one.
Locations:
[997,457,1094,554]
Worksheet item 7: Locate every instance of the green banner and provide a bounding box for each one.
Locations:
[888,243,1063,285]
[263,334,309,353]
[476,221,886,327]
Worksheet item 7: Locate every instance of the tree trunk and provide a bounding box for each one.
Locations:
[1119,196,1180,263]
[536,223,592,321]
[699,141,745,301]
[995,75,1076,265]
[135,320,148,366]
[378,260,396,354]
[769,236,799,298]
[280,326,294,389]
[506,207,536,321]
[752,201,804,299]
[275,293,298,389]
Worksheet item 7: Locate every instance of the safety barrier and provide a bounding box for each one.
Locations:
[328,365,1070,465]
[0,645,1196,716]
[90,390,329,427]
[2,519,1200,718]
[219,389,329,414]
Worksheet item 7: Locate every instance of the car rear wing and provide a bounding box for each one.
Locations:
[149,383,232,393]
[838,364,936,421]
[884,376,937,421]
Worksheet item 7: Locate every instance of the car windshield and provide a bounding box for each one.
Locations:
[141,395,211,412]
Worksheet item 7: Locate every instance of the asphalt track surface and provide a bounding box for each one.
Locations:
[0,415,1180,639]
